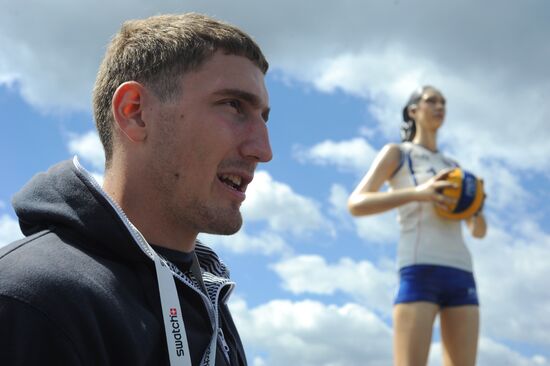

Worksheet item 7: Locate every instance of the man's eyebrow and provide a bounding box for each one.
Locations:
[214,88,270,122]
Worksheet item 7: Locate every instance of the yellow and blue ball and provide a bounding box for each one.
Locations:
[435,168,484,220]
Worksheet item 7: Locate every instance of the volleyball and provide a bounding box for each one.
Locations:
[434,168,484,220]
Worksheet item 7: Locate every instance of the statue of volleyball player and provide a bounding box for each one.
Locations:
[348,85,487,366]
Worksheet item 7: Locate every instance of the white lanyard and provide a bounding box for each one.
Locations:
[137,229,219,366]
[154,252,193,365]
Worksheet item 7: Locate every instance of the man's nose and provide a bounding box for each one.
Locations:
[240,117,272,163]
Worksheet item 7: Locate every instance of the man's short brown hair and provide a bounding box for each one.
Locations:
[92,13,268,166]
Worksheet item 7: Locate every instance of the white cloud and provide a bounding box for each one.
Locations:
[309,47,425,104]
[229,297,393,366]
[327,184,354,229]
[252,357,266,366]
[230,297,548,366]
[271,255,395,314]
[67,130,105,170]
[478,162,532,215]
[470,221,550,346]
[290,47,550,175]
[475,337,549,366]
[428,338,549,366]
[242,171,333,237]
[66,130,105,185]
[0,0,152,111]
[294,137,378,175]
[0,70,18,86]
[199,228,291,257]
[0,214,23,248]
[328,182,399,245]
[354,211,399,245]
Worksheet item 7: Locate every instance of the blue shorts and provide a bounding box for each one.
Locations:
[394,264,479,308]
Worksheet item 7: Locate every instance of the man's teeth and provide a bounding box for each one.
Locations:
[221,174,242,188]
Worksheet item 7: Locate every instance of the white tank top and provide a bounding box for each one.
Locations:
[388,142,473,272]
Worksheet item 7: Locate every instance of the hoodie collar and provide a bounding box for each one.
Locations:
[12,157,146,262]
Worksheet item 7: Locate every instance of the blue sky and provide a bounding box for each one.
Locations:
[1,1,549,365]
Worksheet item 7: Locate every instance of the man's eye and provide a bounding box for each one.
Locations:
[226,100,242,111]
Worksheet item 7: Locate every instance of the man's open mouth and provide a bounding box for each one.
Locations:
[219,174,244,192]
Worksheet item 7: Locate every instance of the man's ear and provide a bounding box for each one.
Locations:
[112,81,148,142]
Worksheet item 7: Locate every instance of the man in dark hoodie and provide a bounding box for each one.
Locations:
[0,13,271,366]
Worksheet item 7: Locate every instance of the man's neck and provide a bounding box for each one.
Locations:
[103,173,197,253]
